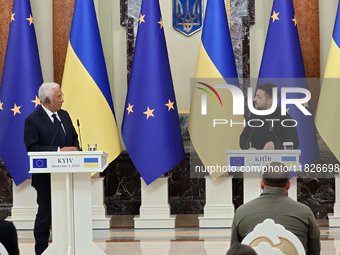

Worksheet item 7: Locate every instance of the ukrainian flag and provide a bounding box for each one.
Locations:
[315,1,340,161]
[61,0,121,163]
[281,156,297,167]
[189,0,244,179]
[84,158,99,168]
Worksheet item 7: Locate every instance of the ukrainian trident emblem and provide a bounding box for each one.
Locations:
[173,0,202,36]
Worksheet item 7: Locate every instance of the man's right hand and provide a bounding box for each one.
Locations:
[248,147,257,150]
[60,146,78,151]
[263,141,275,150]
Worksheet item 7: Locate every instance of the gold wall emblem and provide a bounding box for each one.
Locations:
[173,0,202,36]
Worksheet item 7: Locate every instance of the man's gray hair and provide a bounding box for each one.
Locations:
[38,82,60,103]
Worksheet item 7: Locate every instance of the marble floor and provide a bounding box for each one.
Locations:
[14,217,340,255]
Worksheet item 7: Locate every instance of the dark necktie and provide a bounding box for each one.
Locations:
[52,114,67,143]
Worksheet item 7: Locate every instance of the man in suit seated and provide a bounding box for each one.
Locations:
[239,83,299,150]
[24,82,79,255]
[0,219,19,255]
[230,162,320,255]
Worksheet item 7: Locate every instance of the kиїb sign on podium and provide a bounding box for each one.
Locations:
[199,149,301,228]
[225,150,301,171]
[226,149,301,202]
[29,151,108,255]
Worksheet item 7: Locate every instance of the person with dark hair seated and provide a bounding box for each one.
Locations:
[0,219,19,255]
[227,243,257,255]
[230,162,320,255]
[240,83,299,150]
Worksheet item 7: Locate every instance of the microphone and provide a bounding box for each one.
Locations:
[77,119,83,151]
[246,127,255,149]
[269,126,279,149]
[50,128,59,148]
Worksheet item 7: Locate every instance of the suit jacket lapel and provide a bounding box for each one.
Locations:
[58,110,69,146]
[38,107,54,131]
[38,107,66,146]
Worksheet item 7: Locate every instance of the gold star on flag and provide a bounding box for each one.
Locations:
[292,15,297,26]
[286,108,290,114]
[11,13,15,22]
[31,95,41,107]
[139,14,145,25]
[11,104,21,116]
[158,18,163,29]
[303,102,309,108]
[271,11,280,23]
[143,107,155,119]
[126,103,134,115]
[0,101,3,110]
[165,99,174,111]
[26,14,34,25]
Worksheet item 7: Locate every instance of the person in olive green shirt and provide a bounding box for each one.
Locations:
[230,162,320,255]
[227,243,257,255]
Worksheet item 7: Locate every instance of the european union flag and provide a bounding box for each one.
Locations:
[258,0,319,176]
[230,157,245,167]
[33,159,47,169]
[121,0,185,185]
[0,0,43,185]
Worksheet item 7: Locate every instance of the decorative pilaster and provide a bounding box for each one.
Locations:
[53,0,76,85]
[293,0,320,116]
[0,0,13,84]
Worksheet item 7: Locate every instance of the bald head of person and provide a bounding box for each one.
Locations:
[261,162,290,191]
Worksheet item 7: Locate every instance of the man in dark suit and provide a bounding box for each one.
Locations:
[0,219,19,255]
[24,82,79,255]
[240,83,299,150]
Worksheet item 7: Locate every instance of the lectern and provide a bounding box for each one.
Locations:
[225,150,301,202]
[28,151,108,255]
[199,150,300,228]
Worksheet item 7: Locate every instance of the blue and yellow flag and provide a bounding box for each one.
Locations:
[315,1,340,161]
[62,0,121,163]
[258,0,319,172]
[121,0,185,185]
[189,0,244,179]
[0,0,43,185]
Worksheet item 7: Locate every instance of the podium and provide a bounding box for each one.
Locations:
[28,151,108,255]
[199,150,300,228]
[225,150,301,203]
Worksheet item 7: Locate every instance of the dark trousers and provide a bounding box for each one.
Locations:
[34,184,51,255]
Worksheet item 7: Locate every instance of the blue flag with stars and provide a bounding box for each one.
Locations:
[121,0,185,185]
[258,0,319,175]
[0,0,43,185]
